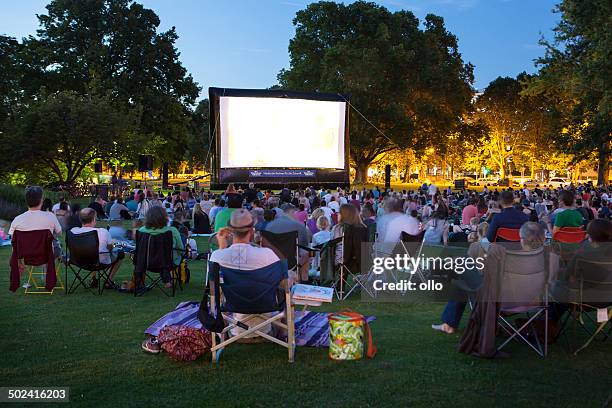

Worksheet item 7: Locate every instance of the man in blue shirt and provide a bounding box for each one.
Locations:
[486,190,529,242]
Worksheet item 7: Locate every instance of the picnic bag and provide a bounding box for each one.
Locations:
[172,260,191,285]
[157,325,212,361]
[328,310,376,360]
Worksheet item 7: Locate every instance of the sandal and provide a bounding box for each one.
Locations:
[141,338,161,354]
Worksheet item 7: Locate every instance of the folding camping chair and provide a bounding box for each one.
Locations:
[9,230,63,294]
[132,230,180,297]
[206,259,296,363]
[398,231,427,284]
[65,230,115,295]
[333,224,370,300]
[552,228,587,265]
[493,227,521,242]
[557,258,612,355]
[261,230,300,281]
[496,246,550,357]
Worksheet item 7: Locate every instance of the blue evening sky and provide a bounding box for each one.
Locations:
[1,0,560,96]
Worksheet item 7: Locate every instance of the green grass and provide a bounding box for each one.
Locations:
[0,235,610,408]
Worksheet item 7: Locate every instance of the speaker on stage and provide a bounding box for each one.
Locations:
[94,161,103,173]
[162,162,169,189]
[138,155,153,172]
[385,165,391,190]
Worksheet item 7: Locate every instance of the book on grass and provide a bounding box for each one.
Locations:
[292,284,333,303]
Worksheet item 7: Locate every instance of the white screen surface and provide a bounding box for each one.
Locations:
[219,96,346,169]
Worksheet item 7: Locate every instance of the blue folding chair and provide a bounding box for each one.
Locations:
[205,259,296,363]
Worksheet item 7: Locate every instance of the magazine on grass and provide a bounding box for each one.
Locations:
[292,284,333,303]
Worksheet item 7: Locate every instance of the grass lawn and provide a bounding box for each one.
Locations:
[0,233,610,407]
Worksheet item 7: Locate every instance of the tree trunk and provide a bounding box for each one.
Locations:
[354,160,369,185]
[597,144,610,186]
[402,162,411,183]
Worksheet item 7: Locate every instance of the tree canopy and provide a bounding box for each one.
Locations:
[278,1,475,183]
[0,0,203,184]
[525,0,611,185]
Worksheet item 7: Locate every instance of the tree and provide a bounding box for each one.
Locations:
[3,91,137,184]
[185,99,211,171]
[474,75,553,179]
[526,0,611,185]
[17,0,200,174]
[277,1,474,183]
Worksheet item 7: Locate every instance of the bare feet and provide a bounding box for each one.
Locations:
[431,323,456,334]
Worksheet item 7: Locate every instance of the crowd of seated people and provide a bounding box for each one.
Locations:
[4,182,612,319]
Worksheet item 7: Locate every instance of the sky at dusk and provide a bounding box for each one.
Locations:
[1,0,561,96]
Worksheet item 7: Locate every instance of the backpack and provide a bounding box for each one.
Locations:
[158,325,212,361]
[172,259,190,285]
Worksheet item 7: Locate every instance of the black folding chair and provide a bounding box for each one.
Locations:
[65,230,114,295]
[133,230,179,297]
[261,230,299,279]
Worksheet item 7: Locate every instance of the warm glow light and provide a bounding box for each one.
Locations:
[219,96,346,168]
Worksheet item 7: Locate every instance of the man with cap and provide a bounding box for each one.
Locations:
[209,209,280,340]
[264,203,312,283]
[210,208,279,270]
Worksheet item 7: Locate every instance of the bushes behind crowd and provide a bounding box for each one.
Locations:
[0,184,63,221]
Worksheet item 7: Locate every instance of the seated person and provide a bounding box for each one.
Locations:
[0,220,9,244]
[311,216,332,273]
[432,222,489,334]
[137,207,184,288]
[549,190,584,234]
[265,203,312,283]
[52,196,70,213]
[70,208,124,288]
[550,218,612,319]
[214,194,243,232]
[88,195,107,219]
[331,204,368,269]
[109,197,131,221]
[433,221,551,334]
[210,209,280,339]
[55,201,70,231]
[192,203,212,234]
[486,190,528,242]
[108,220,129,241]
[255,209,275,232]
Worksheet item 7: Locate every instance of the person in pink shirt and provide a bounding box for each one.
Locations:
[293,203,308,224]
[461,197,479,226]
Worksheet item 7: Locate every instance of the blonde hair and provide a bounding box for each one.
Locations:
[477,222,489,240]
[316,215,329,231]
[310,208,324,220]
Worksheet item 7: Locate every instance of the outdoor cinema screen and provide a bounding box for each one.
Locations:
[219,96,346,169]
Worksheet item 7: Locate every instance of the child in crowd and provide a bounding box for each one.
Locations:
[310,216,331,275]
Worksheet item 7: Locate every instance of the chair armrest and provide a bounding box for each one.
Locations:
[298,244,318,251]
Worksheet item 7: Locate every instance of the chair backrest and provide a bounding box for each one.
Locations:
[66,230,100,268]
[366,222,377,243]
[499,246,548,307]
[559,226,584,232]
[494,227,521,242]
[553,229,587,243]
[210,259,288,314]
[574,257,612,305]
[401,230,425,243]
[261,230,298,269]
[11,229,54,266]
[134,230,174,272]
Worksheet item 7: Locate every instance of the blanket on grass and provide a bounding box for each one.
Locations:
[145,301,375,348]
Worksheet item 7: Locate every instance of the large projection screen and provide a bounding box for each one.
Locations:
[219,96,346,169]
[209,87,350,187]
